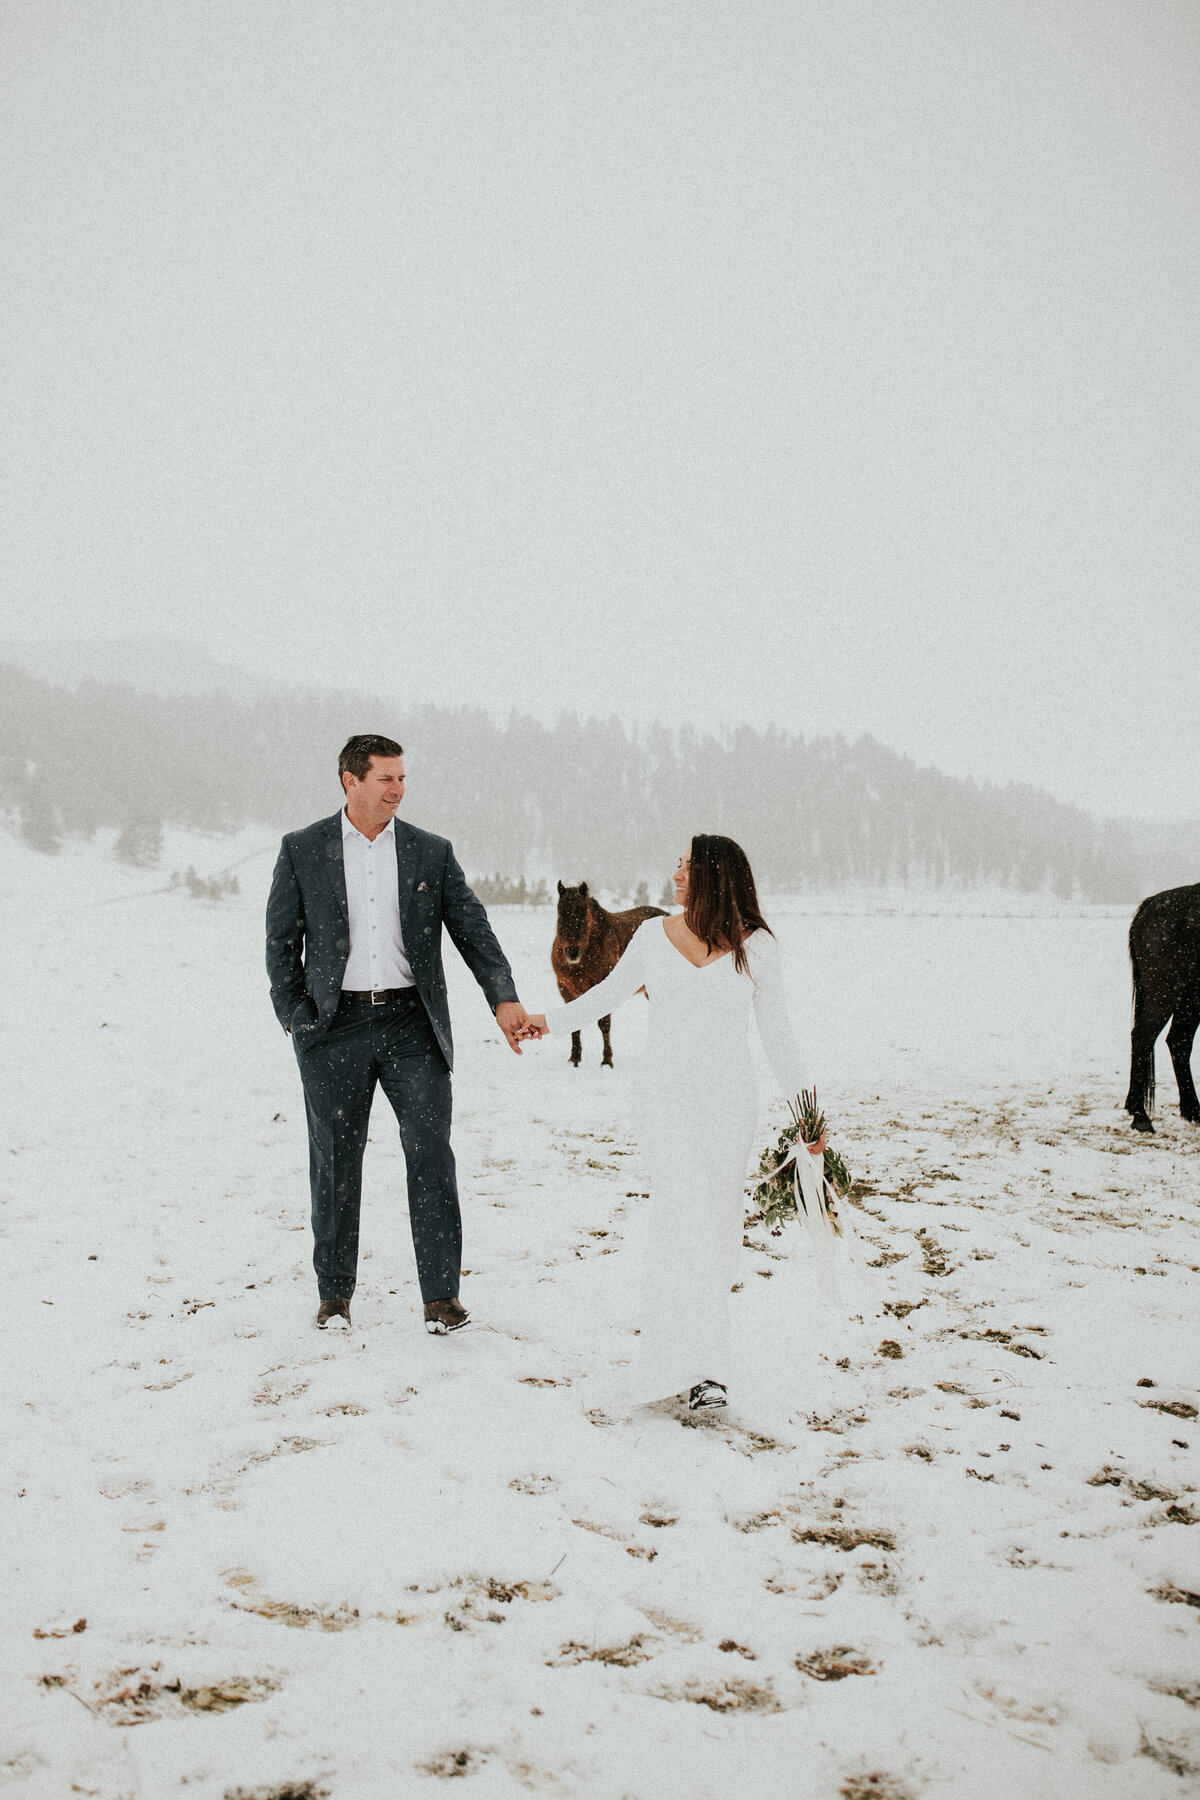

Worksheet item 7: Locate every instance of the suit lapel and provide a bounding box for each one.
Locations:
[321,812,348,923]
[394,820,420,923]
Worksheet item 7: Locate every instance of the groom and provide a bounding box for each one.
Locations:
[265,734,532,1333]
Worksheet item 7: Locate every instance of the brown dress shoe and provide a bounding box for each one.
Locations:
[317,1297,352,1330]
[424,1296,469,1335]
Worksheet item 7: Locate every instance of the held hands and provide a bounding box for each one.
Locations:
[494,1002,549,1054]
[807,1130,827,1157]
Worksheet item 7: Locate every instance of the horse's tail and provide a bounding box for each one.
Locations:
[1129,914,1155,1117]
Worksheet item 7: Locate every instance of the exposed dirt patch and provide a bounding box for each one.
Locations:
[1149,1679,1200,1708]
[796,1646,878,1681]
[807,1408,869,1434]
[857,1561,901,1595]
[179,1680,280,1714]
[416,1748,488,1778]
[637,1607,703,1643]
[439,1574,559,1629]
[802,1571,844,1599]
[230,1597,360,1631]
[677,1415,792,1456]
[475,1577,557,1604]
[1140,1731,1200,1778]
[1149,1582,1200,1609]
[1143,1399,1198,1421]
[727,1509,783,1533]
[571,1517,656,1559]
[252,1378,310,1407]
[43,1666,281,1725]
[839,1775,914,1800]
[1087,1465,1177,1503]
[508,1473,558,1496]
[224,1784,331,1800]
[550,1635,659,1668]
[915,1230,952,1277]
[647,1676,782,1713]
[32,1617,87,1640]
[793,1524,897,1553]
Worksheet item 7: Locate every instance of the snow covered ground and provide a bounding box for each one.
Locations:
[2,828,1198,1800]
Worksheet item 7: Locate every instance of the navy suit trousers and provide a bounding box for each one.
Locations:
[295,991,460,1302]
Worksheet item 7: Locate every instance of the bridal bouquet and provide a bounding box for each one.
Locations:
[755,1090,851,1234]
[752,1091,863,1303]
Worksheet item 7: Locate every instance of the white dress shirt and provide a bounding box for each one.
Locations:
[340,810,415,991]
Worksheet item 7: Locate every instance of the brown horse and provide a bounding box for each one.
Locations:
[1125,881,1200,1132]
[552,881,665,1066]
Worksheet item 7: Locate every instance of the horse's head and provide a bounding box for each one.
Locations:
[555,881,593,966]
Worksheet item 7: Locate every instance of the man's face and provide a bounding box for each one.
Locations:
[343,755,406,828]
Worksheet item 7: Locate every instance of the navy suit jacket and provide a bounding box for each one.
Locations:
[265,810,518,1070]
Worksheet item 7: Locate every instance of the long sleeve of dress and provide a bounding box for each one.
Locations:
[545,924,650,1037]
[749,930,805,1100]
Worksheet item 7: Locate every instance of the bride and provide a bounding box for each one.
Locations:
[523,834,823,1412]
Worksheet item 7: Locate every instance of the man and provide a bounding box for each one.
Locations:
[265,734,532,1333]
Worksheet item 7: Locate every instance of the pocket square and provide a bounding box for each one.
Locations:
[416,880,431,892]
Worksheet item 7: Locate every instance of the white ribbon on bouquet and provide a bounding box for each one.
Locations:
[760,1138,868,1306]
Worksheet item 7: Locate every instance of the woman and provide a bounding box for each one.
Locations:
[524,835,822,1412]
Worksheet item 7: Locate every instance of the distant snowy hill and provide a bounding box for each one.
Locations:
[1,660,1194,903]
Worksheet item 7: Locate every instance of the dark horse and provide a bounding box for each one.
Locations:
[552,882,665,1066]
[1124,882,1200,1133]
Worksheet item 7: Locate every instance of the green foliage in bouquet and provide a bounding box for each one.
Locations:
[754,1089,851,1233]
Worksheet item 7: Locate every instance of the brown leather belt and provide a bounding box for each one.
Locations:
[340,988,414,1005]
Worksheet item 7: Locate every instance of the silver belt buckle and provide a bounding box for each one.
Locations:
[371,990,387,1006]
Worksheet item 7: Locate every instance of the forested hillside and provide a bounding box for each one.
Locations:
[0,663,1150,900]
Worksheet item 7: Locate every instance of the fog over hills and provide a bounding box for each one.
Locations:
[3,654,1195,904]
[0,634,274,700]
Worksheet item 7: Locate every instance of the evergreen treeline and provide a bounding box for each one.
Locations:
[0,662,1143,901]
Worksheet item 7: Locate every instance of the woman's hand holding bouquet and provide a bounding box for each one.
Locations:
[753,1090,851,1236]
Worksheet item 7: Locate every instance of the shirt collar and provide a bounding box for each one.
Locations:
[342,808,396,847]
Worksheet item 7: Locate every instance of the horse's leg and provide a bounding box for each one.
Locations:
[1126,997,1171,1132]
[600,1015,613,1068]
[570,1030,582,1068]
[1166,1007,1200,1123]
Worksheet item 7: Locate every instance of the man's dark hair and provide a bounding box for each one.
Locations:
[338,734,404,784]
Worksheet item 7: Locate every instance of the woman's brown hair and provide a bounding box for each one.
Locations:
[684,834,773,975]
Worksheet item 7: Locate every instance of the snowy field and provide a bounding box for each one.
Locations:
[2,828,1198,1800]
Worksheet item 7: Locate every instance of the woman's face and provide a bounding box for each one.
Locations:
[672,848,690,907]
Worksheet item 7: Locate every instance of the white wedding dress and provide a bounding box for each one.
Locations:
[545,918,805,1405]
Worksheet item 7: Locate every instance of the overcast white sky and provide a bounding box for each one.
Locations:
[2,0,1198,818]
